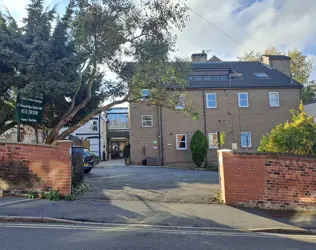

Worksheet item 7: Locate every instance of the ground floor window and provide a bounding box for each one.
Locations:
[208,133,218,148]
[240,131,252,148]
[176,134,187,150]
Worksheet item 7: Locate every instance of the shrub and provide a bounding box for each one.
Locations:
[44,190,62,201]
[258,102,316,155]
[190,130,208,167]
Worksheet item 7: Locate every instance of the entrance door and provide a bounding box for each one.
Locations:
[110,141,126,159]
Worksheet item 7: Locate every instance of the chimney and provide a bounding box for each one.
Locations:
[260,55,291,78]
[191,50,207,62]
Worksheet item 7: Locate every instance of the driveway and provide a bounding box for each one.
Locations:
[79,164,220,204]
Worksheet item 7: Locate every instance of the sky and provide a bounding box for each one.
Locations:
[2,0,316,79]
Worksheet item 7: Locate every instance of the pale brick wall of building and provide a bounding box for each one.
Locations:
[130,88,301,167]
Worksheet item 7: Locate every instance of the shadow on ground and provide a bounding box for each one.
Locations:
[237,206,316,230]
[80,165,220,203]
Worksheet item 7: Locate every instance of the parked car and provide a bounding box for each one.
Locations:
[83,149,94,173]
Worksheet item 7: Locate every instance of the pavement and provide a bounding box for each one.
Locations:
[1,223,316,250]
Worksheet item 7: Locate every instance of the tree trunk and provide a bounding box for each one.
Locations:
[0,121,16,136]
[51,98,128,144]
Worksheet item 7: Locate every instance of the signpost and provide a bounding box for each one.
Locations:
[14,94,44,142]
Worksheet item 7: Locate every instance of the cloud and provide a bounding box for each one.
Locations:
[175,0,316,80]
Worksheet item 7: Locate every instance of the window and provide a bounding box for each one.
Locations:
[176,134,187,150]
[141,89,150,100]
[254,73,269,78]
[189,75,229,81]
[269,92,280,107]
[90,120,98,131]
[175,94,185,109]
[206,93,217,108]
[238,92,249,107]
[240,132,252,148]
[208,133,218,148]
[107,108,129,129]
[142,115,153,127]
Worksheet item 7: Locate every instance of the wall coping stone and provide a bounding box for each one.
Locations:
[231,151,316,160]
[0,141,58,148]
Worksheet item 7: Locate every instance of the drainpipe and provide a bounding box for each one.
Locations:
[159,105,164,165]
[98,113,101,159]
[202,90,207,135]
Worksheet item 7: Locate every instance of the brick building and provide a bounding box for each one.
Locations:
[129,52,302,167]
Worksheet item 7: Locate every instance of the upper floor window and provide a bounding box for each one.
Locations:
[176,134,187,150]
[238,92,249,108]
[90,120,98,131]
[141,89,150,100]
[240,132,252,148]
[175,94,185,109]
[142,115,153,127]
[269,92,280,107]
[107,108,129,130]
[206,93,217,108]
[208,133,218,148]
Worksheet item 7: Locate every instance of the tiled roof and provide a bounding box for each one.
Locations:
[170,61,302,89]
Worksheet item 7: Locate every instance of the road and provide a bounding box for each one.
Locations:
[1,223,316,250]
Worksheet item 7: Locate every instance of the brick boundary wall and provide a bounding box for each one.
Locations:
[218,150,316,210]
[0,140,73,196]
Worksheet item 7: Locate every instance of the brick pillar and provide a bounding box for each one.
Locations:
[56,140,73,195]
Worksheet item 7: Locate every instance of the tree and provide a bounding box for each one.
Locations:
[238,46,315,104]
[1,0,191,144]
[258,102,316,155]
[47,0,191,144]
[0,9,28,134]
[190,130,208,167]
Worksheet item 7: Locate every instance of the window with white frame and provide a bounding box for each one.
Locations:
[142,115,153,127]
[140,89,150,100]
[240,132,252,148]
[208,133,218,148]
[269,92,280,107]
[238,92,249,107]
[175,94,185,109]
[206,93,217,108]
[176,134,187,150]
[90,120,98,131]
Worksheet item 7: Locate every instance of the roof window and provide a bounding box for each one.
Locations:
[254,73,269,78]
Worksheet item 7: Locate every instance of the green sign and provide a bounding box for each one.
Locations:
[14,94,44,124]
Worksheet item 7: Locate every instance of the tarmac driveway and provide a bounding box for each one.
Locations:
[80,165,220,204]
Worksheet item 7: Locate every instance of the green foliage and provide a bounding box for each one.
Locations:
[190,130,208,168]
[44,190,62,201]
[27,190,38,199]
[302,82,316,104]
[91,153,100,165]
[219,132,226,146]
[258,102,316,155]
[72,183,90,196]
[64,194,75,201]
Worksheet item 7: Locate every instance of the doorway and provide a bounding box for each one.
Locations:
[110,141,126,159]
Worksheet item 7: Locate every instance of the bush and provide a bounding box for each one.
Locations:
[44,190,62,201]
[258,102,316,155]
[190,130,208,167]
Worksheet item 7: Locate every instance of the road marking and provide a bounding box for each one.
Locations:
[0,199,34,207]
[0,223,315,240]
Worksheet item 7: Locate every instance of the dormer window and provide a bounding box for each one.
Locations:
[188,75,229,81]
[254,73,269,78]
